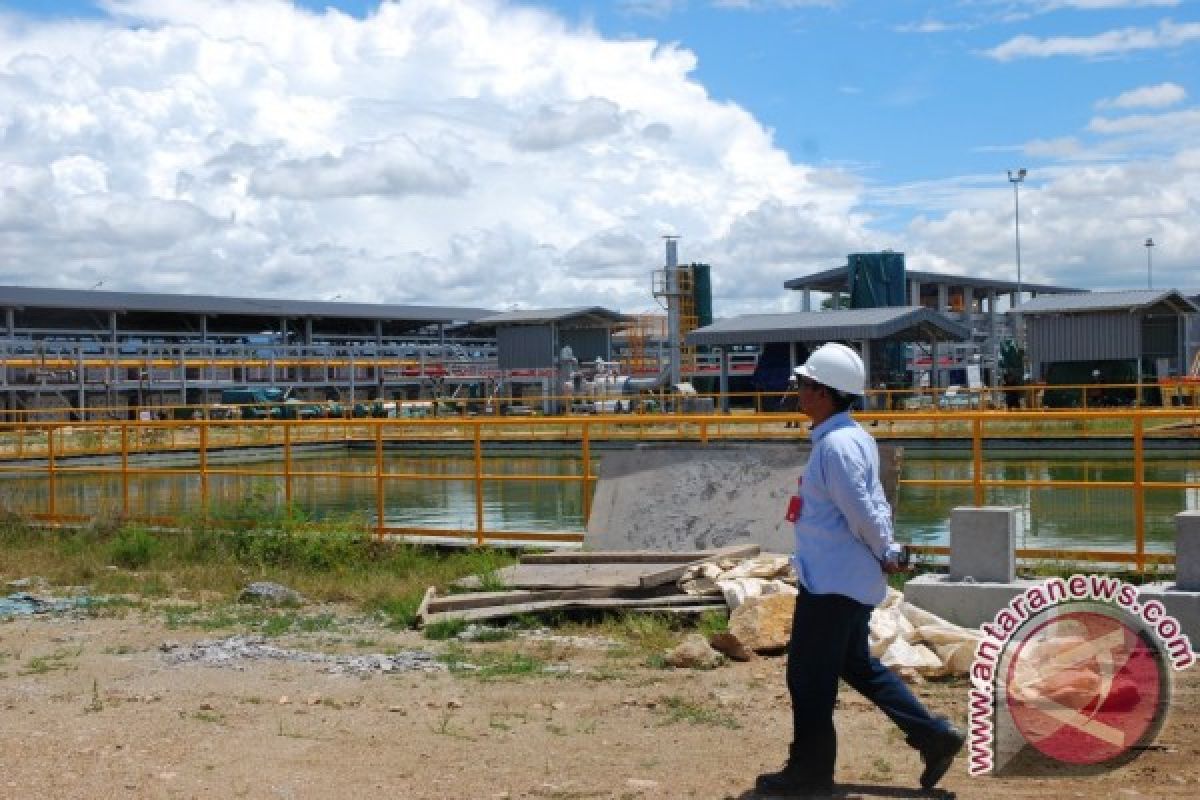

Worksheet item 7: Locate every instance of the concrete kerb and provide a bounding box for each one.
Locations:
[903,507,1200,648]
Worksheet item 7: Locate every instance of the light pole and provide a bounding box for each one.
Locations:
[1145,237,1155,289]
[1008,168,1027,305]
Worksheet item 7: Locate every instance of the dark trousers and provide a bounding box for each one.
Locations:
[785,588,952,783]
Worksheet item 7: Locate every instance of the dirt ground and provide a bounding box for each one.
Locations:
[1,606,1198,800]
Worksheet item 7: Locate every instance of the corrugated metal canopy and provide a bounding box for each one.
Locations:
[783,266,1081,294]
[474,307,630,327]
[686,307,970,346]
[1014,289,1199,315]
[0,285,493,323]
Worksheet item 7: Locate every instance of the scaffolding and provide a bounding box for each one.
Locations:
[652,263,699,379]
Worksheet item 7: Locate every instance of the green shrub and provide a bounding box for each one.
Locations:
[423,618,468,640]
[107,526,162,569]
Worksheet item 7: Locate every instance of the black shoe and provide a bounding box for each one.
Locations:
[918,726,966,790]
[754,767,835,798]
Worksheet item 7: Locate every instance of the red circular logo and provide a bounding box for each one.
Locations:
[1004,610,1166,765]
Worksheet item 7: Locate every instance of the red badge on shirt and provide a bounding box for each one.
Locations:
[785,477,803,522]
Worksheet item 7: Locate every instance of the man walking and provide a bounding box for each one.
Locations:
[756,342,964,797]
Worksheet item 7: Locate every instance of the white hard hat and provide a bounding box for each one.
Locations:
[793,342,866,395]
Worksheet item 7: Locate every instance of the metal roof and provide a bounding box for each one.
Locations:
[474,307,631,326]
[685,306,971,346]
[1014,289,1199,315]
[0,285,493,323]
[783,265,1081,294]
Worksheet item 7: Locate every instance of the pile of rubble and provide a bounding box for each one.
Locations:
[671,555,981,680]
[160,635,445,675]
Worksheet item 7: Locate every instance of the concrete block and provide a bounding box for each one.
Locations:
[1131,583,1200,654]
[904,575,1200,651]
[1176,511,1200,591]
[902,574,1031,629]
[949,506,1017,583]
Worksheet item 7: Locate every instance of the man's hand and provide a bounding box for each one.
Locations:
[882,544,912,575]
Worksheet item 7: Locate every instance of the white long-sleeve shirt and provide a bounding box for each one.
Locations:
[793,411,900,607]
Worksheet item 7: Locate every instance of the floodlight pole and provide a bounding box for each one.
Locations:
[1008,168,1026,304]
[1145,237,1155,289]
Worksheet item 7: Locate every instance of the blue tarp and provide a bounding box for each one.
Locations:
[0,592,88,617]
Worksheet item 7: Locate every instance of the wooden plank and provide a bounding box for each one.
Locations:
[626,604,728,616]
[427,587,622,613]
[456,561,685,591]
[637,543,762,589]
[519,550,715,565]
[419,593,718,625]
[413,586,437,628]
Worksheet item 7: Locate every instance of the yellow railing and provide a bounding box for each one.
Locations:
[5,379,1200,422]
[0,410,1197,569]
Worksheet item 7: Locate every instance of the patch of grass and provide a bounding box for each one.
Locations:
[0,505,517,620]
[107,525,163,569]
[430,711,473,740]
[262,615,294,637]
[468,627,514,643]
[656,694,740,729]
[423,618,468,641]
[366,591,426,629]
[488,711,528,731]
[437,644,546,681]
[867,756,893,779]
[591,612,681,659]
[696,609,728,637]
[20,646,82,676]
[473,651,544,681]
[84,678,103,713]
[295,612,337,633]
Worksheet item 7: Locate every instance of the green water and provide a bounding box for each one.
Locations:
[6,452,1199,554]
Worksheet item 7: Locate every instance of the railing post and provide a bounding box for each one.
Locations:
[1134,412,1145,572]
[700,418,708,445]
[47,426,56,521]
[199,421,209,511]
[473,420,485,547]
[121,424,130,516]
[283,422,293,506]
[374,420,385,540]
[972,416,984,506]
[581,420,592,525]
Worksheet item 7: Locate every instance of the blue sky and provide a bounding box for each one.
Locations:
[0,0,1197,311]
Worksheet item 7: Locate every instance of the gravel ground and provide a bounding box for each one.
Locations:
[1,605,1198,799]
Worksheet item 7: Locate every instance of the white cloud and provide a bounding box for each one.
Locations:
[1088,107,1200,134]
[984,19,1200,60]
[617,0,685,18]
[0,0,865,313]
[510,97,626,152]
[2,0,1197,312]
[1038,0,1180,9]
[250,136,471,198]
[1024,137,1084,158]
[1097,81,1187,109]
[895,20,964,34]
[712,1,839,8]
